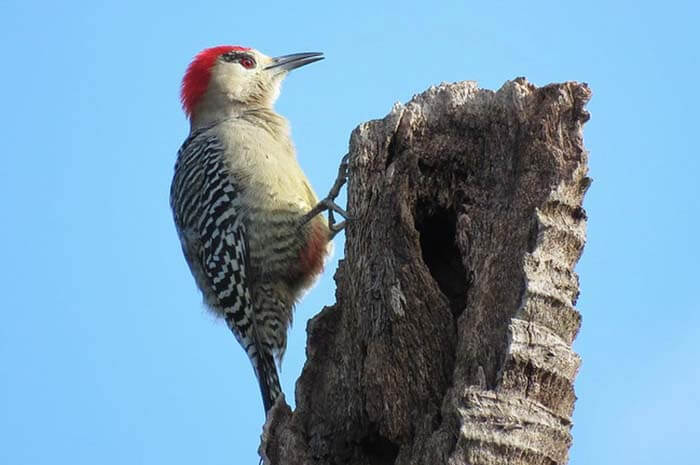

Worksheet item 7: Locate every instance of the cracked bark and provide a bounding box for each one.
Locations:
[261,78,591,465]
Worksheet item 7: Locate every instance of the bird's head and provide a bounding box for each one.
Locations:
[181,45,323,126]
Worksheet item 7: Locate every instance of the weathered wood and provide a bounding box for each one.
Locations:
[261,78,591,465]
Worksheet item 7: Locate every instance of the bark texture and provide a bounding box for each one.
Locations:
[261,78,591,465]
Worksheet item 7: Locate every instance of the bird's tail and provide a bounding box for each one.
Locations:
[223,311,283,414]
[253,343,282,413]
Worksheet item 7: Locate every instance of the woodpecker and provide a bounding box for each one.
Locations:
[170,45,345,413]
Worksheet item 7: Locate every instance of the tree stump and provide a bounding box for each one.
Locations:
[261,78,591,465]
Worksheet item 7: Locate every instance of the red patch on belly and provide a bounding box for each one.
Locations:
[299,219,329,278]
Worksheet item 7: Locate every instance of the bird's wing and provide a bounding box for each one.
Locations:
[170,129,281,411]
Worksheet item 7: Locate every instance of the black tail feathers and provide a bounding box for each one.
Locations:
[256,349,282,413]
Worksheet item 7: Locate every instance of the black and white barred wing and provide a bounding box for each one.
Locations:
[170,130,281,411]
[170,130,251,340]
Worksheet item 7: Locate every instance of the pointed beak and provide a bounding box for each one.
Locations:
[265,52,324,73]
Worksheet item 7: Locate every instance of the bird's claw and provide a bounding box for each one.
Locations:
[329,220,346,232]
[323,197,349,219]
[302,154,351,237]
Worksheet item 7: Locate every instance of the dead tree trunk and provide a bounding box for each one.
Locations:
[261,78,591,465]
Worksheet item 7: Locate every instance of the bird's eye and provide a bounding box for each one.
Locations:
[240,57,256,69]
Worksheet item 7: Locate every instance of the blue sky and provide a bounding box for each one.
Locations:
[1,1,698,464]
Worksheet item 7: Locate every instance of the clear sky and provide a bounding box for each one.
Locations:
[1,1,698,464]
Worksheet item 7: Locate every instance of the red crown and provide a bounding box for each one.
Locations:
[181,45,251,117]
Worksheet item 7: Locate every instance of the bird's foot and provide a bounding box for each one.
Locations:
[325,200,348,240]
[302,154,350,238]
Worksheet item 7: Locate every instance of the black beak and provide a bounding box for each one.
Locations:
[265,52,324,72]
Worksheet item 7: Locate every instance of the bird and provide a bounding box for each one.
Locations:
[170,45,345,413]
